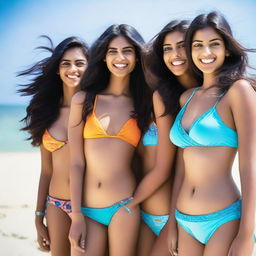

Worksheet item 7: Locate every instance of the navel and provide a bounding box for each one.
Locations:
[191,187,195,196]
[97,182,102,188]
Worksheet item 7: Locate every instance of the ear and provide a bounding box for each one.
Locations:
[225,50,230,57]
[103,58,106,62]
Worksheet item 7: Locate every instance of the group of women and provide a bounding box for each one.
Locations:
[19,11,256,256]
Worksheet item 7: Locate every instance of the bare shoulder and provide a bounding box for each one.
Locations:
[227,79,255,102]
[71,91,86,105]
[180,87,197,107]
[153,90,163,105]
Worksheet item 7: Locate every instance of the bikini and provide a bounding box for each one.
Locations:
[81,95,141,226]
[141,123,170,236]
[42,130,71,216]
[83,95,141,147]
[169,87,240,244]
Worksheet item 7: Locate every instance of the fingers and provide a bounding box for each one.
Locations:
[38,236,50,251]
[69,235,85,253]
[169,248,178,256]
[73,238,85,253]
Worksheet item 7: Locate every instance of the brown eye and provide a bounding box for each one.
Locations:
[163,47,172,52]
[76,61,87,67]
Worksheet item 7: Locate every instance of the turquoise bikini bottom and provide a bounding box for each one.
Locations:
[141,210,169,236]
[175,199,241,244]
[81,197,133,226]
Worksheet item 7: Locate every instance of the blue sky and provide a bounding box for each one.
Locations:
[1,0,256,105]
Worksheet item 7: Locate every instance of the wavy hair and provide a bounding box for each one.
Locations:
[18,36,89,145]
[185,11,256,93]
[145,20,200,117]
[81,24,152,134]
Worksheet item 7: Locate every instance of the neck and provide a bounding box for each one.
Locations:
[62,84,79,107]
[104,75,130,96]
[202,73,217,89]
[177,71,198,89]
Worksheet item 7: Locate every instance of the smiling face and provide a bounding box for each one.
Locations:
[191,27,227,75]
[163,31,188,76]
[58,47,87,88]
[105,36,136,78]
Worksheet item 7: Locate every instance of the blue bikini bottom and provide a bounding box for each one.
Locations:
[175,199,241,244]
[141,210,169,236]
[81,197,133,226]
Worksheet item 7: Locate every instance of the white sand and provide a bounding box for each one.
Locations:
[0,152,255,255]
[0,151,46,256]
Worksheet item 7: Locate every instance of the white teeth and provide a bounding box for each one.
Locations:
[67,75,79,79]
[201,58,215,64]
[114,64,127,68]
[172,60,185,66]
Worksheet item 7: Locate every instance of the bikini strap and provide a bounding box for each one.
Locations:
[213,92,225,108]
[93,95,98,112]
[183,87,200,107]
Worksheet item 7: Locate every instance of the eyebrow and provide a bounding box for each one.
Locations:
[108,46,134,50]
[163,40,184,47]
[192,38,223,43]
[60,59,86,62]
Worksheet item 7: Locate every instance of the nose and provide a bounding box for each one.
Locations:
[171,48,181,57]
[116,51,126,60]
[202,45,212,56]
[69,63,78,71]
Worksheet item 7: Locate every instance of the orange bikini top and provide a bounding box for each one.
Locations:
[83,95,141,147]
[42,129,67,152]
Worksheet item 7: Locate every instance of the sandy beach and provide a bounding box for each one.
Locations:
[0,151,255,255]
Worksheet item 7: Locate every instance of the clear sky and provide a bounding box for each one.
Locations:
[1,0,256,105]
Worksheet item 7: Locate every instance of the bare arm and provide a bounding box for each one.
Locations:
[68,91,86,253]
[131,91,176,205]
[228,80,256,255]
[68,91,86,214]
[230,81,256,235]
[35,145,53,251]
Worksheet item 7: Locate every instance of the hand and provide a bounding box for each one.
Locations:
[167,218,178,256]
[228,233,254,256]
[35,217,50,251]
[69,212,86,253]
[123,199,138,213]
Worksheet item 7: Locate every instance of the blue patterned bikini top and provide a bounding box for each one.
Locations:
[142,123,158,146]
[169,87,238,148]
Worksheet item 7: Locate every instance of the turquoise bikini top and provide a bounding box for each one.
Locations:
[169,87,238,148]
[143,123,158,146]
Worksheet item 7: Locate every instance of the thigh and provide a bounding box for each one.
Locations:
[177,224,204,256]
[71,217,108,256]
[108,206,140,256]
[203,219,239,256]
[136,222,155,256]
[46,203,71,256]
[150,222,169,256]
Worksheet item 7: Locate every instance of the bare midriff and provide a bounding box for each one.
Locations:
[82,138,137,208]
[177,146,240,215]
[49,145,71,199]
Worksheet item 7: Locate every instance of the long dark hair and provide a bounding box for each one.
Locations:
[185,11,256,93]
[145,20,198,117]
[81,24,152,134]
[18,36,89,146]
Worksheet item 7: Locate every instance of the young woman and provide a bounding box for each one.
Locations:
[136,20,198,256]
[68,24,151,256]
[19,36,88,256]
[169,11,256,256]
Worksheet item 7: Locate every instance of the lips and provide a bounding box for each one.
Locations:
[171,60,185,66]
[67,74,80,79]
[200,58,215,64]
[113,63,128,69]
